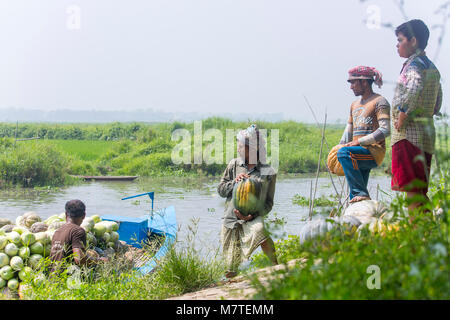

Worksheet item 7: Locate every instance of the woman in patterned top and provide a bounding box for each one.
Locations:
[391,19,442,214]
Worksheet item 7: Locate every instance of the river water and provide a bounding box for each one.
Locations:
[0,175,393,256]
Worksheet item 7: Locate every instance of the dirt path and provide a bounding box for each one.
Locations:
[166,259,306,300]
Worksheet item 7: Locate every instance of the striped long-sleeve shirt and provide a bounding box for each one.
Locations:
[340,94,391,166]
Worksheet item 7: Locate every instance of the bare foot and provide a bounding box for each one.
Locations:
[349,196,371,203]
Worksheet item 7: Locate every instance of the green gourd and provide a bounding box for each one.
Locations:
[232,178,263,216]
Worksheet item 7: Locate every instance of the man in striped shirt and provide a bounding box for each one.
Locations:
[338,66,391,203]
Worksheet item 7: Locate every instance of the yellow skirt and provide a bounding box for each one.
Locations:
[221,216,268,272]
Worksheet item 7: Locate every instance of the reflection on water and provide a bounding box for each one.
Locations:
[0,175,394,255]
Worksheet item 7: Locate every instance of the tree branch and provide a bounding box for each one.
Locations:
[359,0,450,62]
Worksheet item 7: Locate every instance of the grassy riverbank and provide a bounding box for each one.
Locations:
[0,119,339,187]
[0,118,396,187]
[2,117,447,188]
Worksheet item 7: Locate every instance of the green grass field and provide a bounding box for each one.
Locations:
[48,140,118,161]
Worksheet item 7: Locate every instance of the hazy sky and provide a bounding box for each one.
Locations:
[0,0,448,122]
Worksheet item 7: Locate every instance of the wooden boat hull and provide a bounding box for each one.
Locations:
[72,175,138,181]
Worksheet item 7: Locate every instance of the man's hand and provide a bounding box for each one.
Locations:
[395,111,408,130]
[234,209,254,221]
[235,173,249,183]
[344,140,360,147]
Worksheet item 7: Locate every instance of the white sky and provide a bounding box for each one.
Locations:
[0,0,448,122]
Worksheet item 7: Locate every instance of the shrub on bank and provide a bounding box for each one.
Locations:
[0,140,70,187]
[249,164,449,299]
[251,210,448,299]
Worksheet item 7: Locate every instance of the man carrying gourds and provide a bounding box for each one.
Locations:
[337,66,391,203]
[218,124,278,279]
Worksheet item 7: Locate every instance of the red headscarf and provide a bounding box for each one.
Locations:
[348,66,383,88]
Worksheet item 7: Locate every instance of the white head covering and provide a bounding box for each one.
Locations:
[236,124,267,165]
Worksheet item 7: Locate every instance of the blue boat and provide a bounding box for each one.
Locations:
[100,192,177,275]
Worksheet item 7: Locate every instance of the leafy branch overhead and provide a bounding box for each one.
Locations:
[359,0,450,61]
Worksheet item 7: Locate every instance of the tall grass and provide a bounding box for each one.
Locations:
[50,140,119,176]
[50,140,118,161]
[0,138,71,187]
[152,219,225,293]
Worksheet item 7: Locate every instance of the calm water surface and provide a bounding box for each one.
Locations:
[0,175,394,255]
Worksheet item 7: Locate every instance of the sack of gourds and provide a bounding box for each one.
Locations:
[327,145,345,176]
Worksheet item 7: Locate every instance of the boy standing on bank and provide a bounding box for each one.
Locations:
[391,19,442,213]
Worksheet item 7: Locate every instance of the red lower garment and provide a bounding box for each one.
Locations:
[391,139,432,195]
